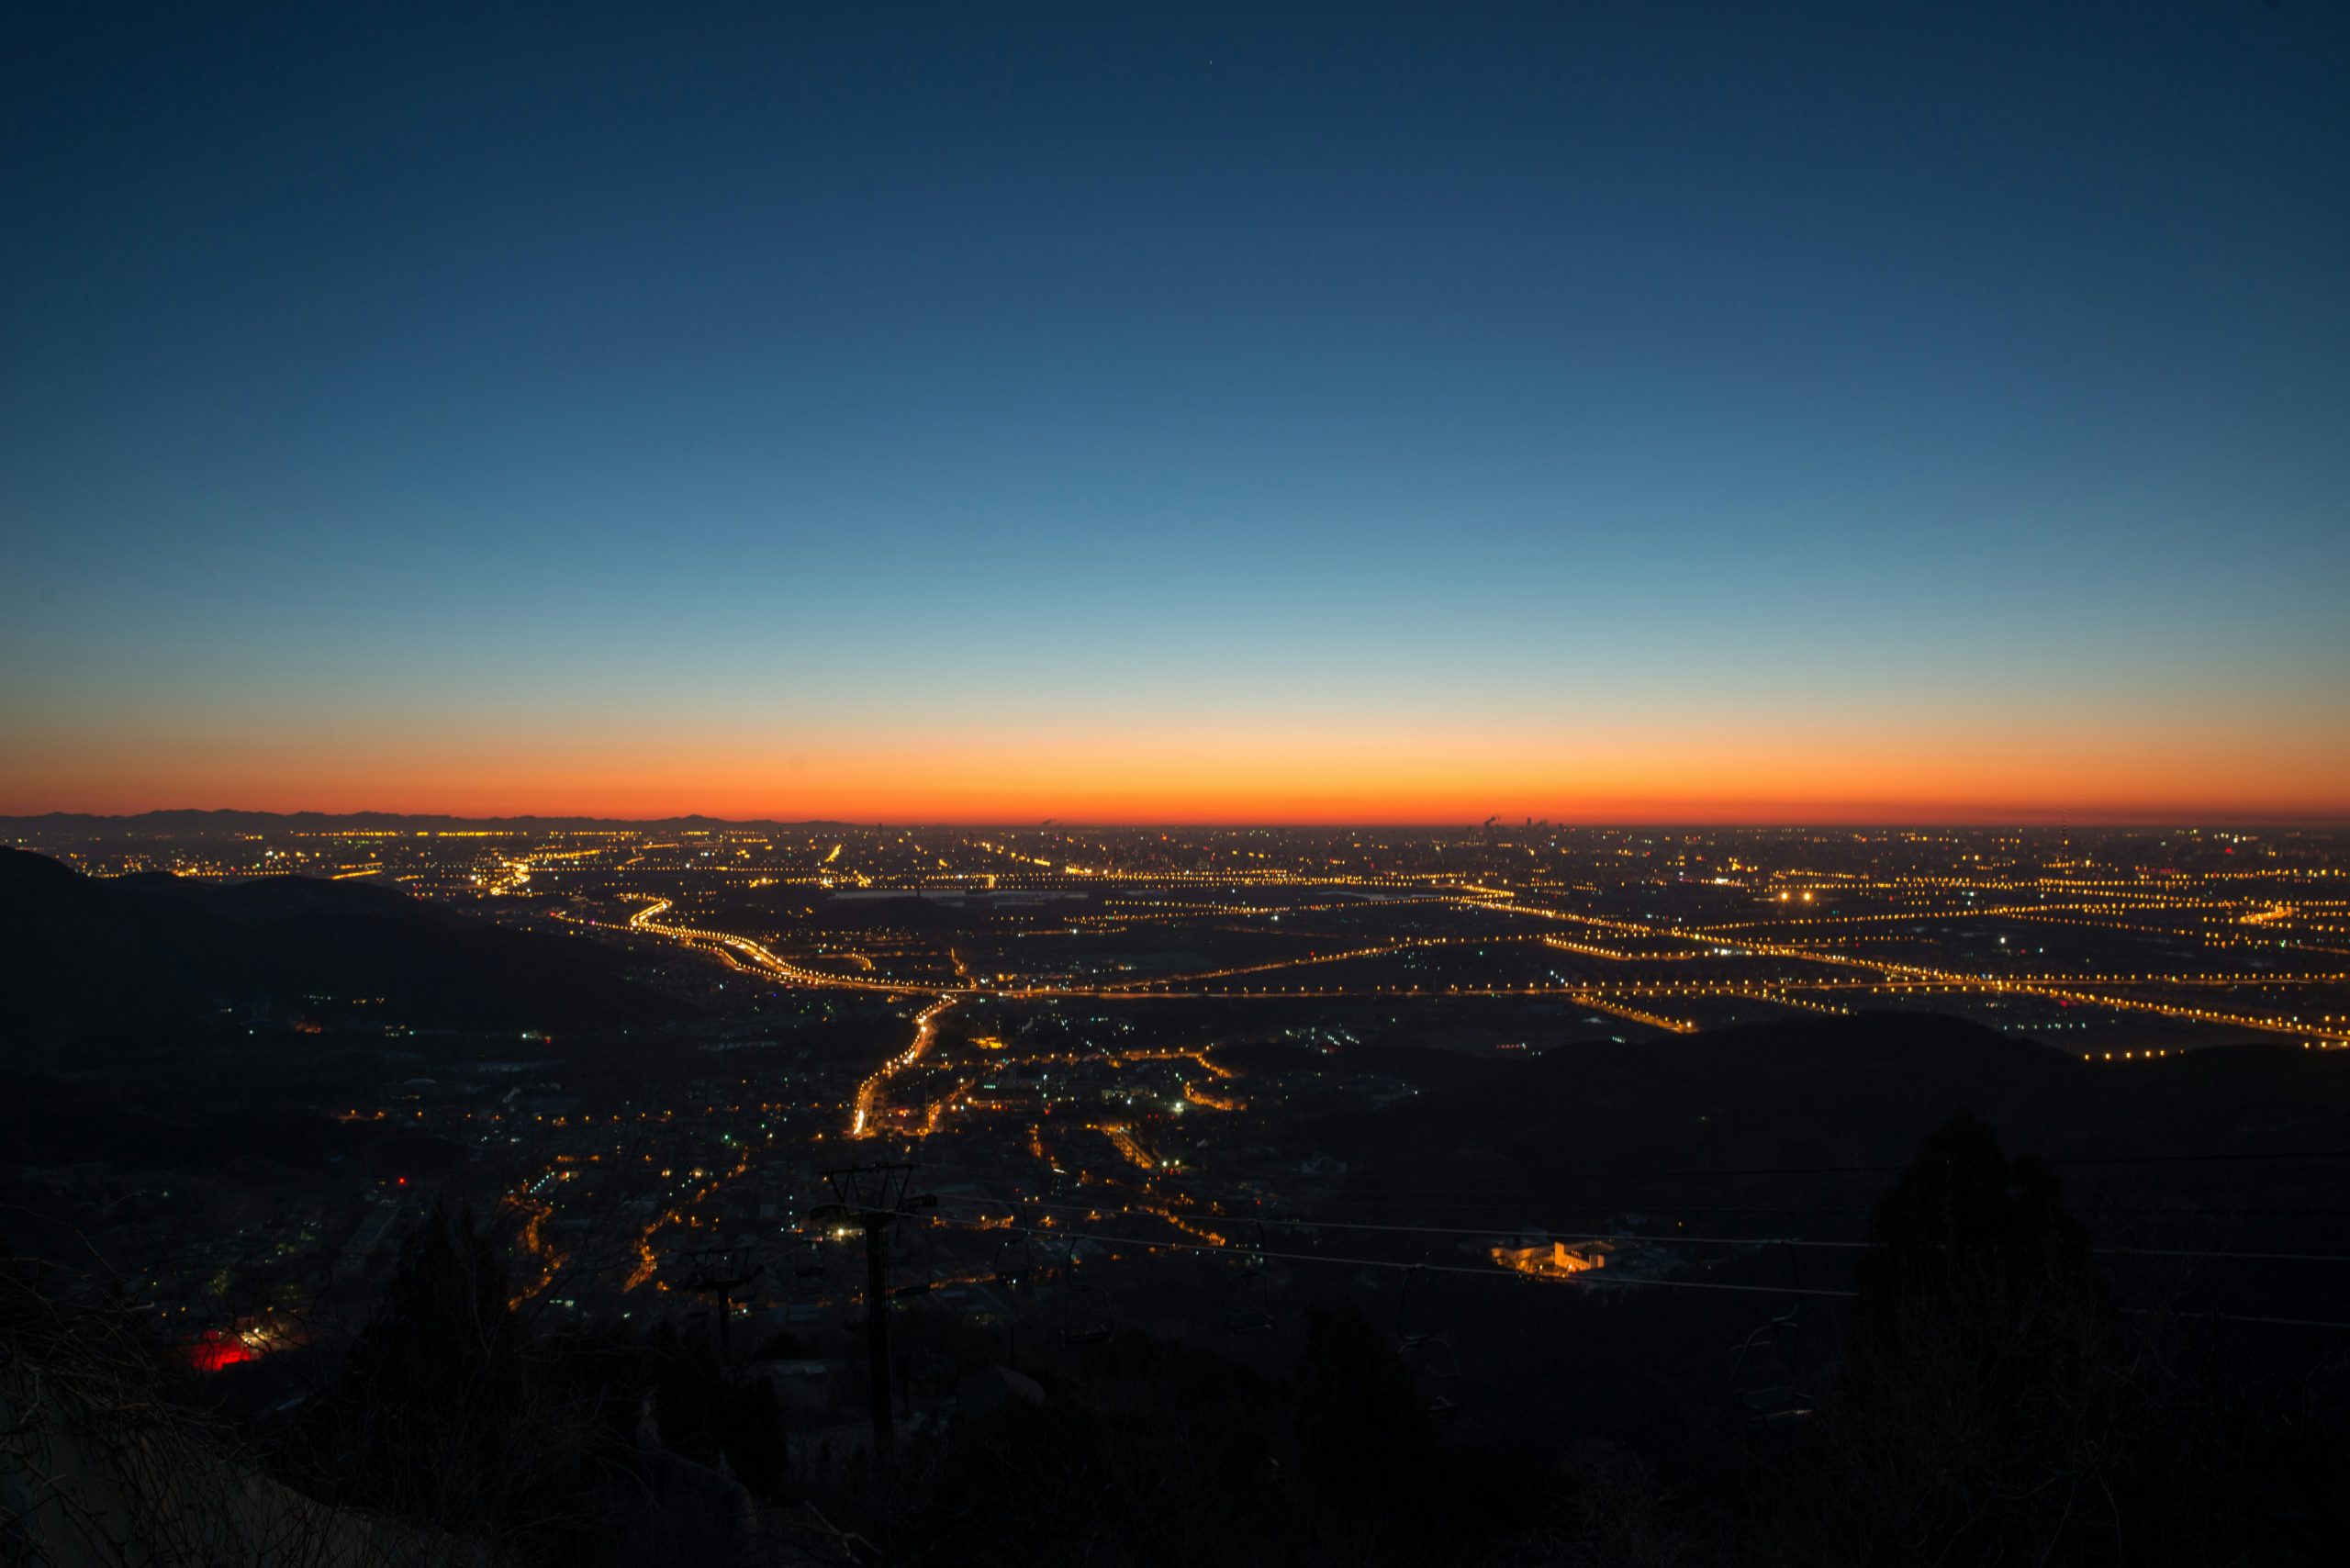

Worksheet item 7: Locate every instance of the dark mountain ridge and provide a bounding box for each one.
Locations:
[1,809,857,834]
[0,847,688,1042]
[1312,1012,2350,1226]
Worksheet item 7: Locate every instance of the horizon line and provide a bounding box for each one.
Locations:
[6,806,2347,833]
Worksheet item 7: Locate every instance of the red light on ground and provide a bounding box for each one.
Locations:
[182,1336,254,1372]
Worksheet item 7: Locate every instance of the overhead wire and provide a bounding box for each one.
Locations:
[835,1141,2350,1235]
[920,1213,1860,1299]
[905,1144,2350,1191]
[913,1214,2350,1328]
[926,1192,2350,1267]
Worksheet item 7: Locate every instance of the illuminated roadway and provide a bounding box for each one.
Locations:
[612,882,2350,1038]
[584,872,2350,1140]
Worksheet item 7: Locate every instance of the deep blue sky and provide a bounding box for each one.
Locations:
[3,2,2345,819]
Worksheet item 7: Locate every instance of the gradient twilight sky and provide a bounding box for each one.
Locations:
[3,2,2345,823]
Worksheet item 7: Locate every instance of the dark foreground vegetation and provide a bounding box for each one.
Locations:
[8,1109,2347,1566]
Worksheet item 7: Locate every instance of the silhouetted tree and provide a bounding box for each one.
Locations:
[643,1320,785,1495]
[1294,1306,1440,1509]
[289,1203,613,1561]
[1793,1115,2153,1564]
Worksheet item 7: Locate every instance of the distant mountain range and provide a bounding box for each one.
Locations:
[0,810,858,834]
[0,847,688,1041]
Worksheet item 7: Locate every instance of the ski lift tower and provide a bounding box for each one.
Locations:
[812,1162,934,1466]
[679,1244,765,1365]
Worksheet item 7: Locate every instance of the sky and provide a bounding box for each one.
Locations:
[3,1,2345,824]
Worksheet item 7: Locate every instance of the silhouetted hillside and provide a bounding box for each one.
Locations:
[0,809,855,835]
[1315,1013,2350,1221]
[0,847,688,1042]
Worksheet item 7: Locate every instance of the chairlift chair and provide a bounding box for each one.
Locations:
[1218,1220,1276,1331]
[1728,1310,1815,1429]
[1058,1240,1114,1349]
[1398,1331,1462,1418]
[1220,1270,1275,1333]
[1394,1266,1463,1417]
[995,1231,1040,1290]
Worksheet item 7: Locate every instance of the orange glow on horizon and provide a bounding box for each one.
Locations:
[6,706,2345,825]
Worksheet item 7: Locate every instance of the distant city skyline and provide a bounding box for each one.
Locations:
[5,3,2345,823]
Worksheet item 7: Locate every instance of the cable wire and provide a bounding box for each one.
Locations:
[927,1192,2350,1266]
